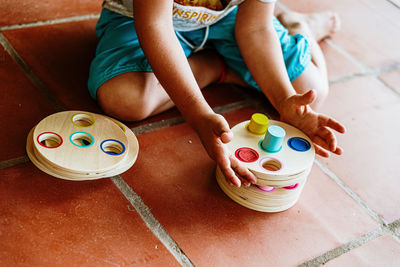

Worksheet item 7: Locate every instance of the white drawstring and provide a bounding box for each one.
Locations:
[194,26,209,52]
[175,26,209,52]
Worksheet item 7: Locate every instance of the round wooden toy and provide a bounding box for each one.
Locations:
[216,113,315,212]
[26,111,139,181]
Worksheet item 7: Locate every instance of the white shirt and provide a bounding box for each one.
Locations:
[102,0,277,31]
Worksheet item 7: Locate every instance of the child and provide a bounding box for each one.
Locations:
[88,0,346,188]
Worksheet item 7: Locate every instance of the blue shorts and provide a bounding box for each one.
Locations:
[88,8,311,100]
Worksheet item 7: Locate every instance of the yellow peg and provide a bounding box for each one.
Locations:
[247,113,269,134]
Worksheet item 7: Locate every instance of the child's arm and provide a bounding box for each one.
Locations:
[132,0,257,186]
[235,0,345,156]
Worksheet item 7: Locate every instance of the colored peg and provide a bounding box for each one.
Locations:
[261,125,286,153]
[247,113,269,134]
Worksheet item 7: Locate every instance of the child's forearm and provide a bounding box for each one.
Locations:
[235,0,297,113]
[133,1,214,124]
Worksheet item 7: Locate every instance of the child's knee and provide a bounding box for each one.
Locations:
[311,80,329,109]
[292,63,329,109]
[97,74,155,121]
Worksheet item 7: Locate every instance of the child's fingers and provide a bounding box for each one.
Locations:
[315,143,343,156]
[333,146,344,155]
[313,135,344,156]
[211,114,233,143]
[237,174,251,187]
[230,156,257,184]
[214,147,241,187]
[220,164,241,187]
[314,143,330,157]
[220,131,233,144]
[318,126,337,151]
[326,117,346,133]
[213,114,231,134]
[293,89,317,106]
[319,115,346,133]
[312,135,333,153]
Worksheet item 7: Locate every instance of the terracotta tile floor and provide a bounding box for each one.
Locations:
[1,1,399,266]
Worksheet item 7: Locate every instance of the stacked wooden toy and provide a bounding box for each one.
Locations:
[26,111,139,181]
[216,113,315,212]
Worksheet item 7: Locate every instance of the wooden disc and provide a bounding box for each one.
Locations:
[215,118,315,212]
[33,111,129,174]
[27,111,139,181]
[228,120,315,182]
[216,167,307,212]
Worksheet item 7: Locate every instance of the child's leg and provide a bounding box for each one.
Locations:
[97,49,240,121]
[210,8,340,111]
[277,11,341,109]
[89,9,243,122]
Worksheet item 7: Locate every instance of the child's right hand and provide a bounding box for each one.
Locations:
[191,112,257,187]
[278,90,346,157]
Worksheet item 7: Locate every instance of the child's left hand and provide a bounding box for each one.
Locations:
[191,112,257,187]
[278,90,346,157]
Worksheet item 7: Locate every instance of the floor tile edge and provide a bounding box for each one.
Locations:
[0,33,64,112]
[314,159,386,225]
[111,175,195,267]
[298,227,384,267]
[0,14,100,31]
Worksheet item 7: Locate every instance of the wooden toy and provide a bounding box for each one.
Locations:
[216,113,315,212]
[26,111,139,181]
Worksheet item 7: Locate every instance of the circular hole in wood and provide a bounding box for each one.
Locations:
[255,185,275,193]
[37,132,63,148]
[70,132,94,147]
[235,147,259,163]
[100,139,125,156]
[283,183,299,190]
[71,113,95,127]
[287,137,311,152]
[260,157,282,172]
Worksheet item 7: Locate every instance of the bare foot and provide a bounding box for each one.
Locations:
[277,10,340,42]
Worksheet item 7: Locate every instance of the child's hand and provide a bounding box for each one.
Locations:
[279,90,346,157]
[192,113,257,187]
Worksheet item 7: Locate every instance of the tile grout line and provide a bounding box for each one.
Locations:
[130,99,252,135]
[0,33,64,112]
[377,75,400,97]
[4,5,397,263]
[299,219,400,266]
[2,0,396,32]
[0,86,251,265]
[0,14,100,31]
[313,160,400,250]
[1,12,192,264]
[3,6,397,261]
[110,175,195,267]
[386,0,400,9]
[0,156,30,170]
[277,2,400,86]
[298,227,385,267]
[324,31,400,86]
[314,159,387,226]
[387,219,400,243]
[0,99,252,169]
[120,2,396,264]
[130,117,185,135]
[329,63,400,85]
[325,39,369,73]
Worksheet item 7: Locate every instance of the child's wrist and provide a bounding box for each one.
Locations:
[261,85,296,115]
[276,93,295,116]
[182,104,214,129]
